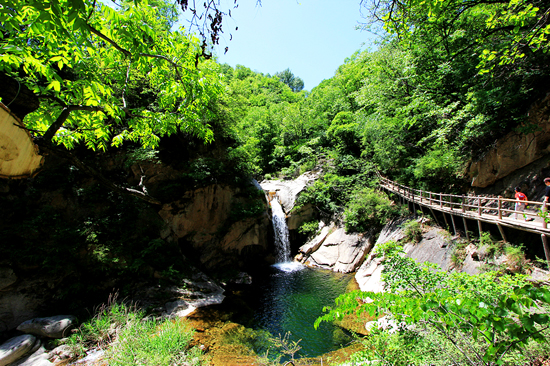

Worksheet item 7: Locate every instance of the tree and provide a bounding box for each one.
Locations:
[359,0,550,73]
[275,68,305,92]
[0,0,224,203]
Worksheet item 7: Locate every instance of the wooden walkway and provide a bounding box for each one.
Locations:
[378,176,550,263]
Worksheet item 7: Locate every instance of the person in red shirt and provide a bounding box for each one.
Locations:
[514,187,533,221]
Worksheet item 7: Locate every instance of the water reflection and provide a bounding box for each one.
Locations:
[252,264,353,358]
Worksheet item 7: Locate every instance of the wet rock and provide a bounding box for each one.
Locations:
[165,300,189,315]
[260,171,318,212]
[17,315,76,338]
[0,334,37,366]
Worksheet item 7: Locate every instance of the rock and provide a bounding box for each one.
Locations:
[0,334,37,366]
[47,345,75,363]
[297,224,332,257]
[287,203,316,231]
[0,275,69,333]
[530,267,550,282]
[10,344,52,366]
[228,272,252,285]
[0,267,17,290]
[158,182,270,271]
[165,300,189,315]
[17,315,76,338]
[468,94,550,188]
[260,171,318,212]
[307,227,373,273]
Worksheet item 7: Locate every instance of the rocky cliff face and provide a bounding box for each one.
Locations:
[158,183,271,271]
[0,146,272,333]
[468,93,550,188]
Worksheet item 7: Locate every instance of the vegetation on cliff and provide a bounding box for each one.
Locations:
[2,0,550,364]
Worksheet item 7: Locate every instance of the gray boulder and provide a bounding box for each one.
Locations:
[17,315,76,338]
[306,227,373,273]
[9,343,52,366]
[0,334,37,366]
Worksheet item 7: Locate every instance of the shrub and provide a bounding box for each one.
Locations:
[344,188,400,233]
[298,220,319,237]
[401,219,422,243]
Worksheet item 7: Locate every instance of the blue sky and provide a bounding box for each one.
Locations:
[210,0,379,90]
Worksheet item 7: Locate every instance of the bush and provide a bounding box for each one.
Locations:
[344,188,400,233]
[401,219,422,243]
[298,221,319,237]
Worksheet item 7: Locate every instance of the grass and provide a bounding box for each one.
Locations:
[58,294,204,366]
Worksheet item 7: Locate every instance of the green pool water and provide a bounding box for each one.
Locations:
[250,262,354,359]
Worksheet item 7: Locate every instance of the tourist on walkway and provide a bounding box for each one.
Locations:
[514,187,532,220]
[544,178,550,212]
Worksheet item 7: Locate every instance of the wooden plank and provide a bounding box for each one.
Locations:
[497,223,507,242]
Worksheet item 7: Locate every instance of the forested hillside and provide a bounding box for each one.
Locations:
[1,0,550,364]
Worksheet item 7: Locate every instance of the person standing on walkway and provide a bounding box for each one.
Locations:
[544,178,550,212]
[514,187,532,220]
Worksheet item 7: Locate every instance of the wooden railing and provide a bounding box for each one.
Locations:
[378,176,550,231]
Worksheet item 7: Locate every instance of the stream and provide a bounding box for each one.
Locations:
[247,198,353,359]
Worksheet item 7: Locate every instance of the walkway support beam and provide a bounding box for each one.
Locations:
[541,234,550,269]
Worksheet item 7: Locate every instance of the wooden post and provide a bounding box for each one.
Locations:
[429,207,440,226]
[462,195,465,213]
[477,220,483,238]
[420,190,423,204]
[443,212,450,230]
[544,202,548,229]
[498,196,502,220]
[541,234,550,269]
[462,217,469,241]
[440,193,443,208]
[429,192,432,205]
[497,223,507,242]
[478,197,481,216]
[450,214,458,236]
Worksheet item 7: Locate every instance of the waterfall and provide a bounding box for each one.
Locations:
[270,198,291,263]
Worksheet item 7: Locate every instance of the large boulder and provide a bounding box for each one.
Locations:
[355,219,486,292]
[0,334,37,366]
[260,172,318,213]
[17,315,76,339]
[299,225,373,273]
[9,344,52,366]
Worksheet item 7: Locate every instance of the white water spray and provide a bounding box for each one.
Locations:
[269,197,303,272]
[271,198,290,262]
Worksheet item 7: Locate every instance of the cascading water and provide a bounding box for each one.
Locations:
[247,188,353,360]
[270,198,291,263]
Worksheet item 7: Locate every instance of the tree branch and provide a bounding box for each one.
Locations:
[43,105,105,142]
[37,141,161,205]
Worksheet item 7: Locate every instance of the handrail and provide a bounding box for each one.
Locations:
[377,175,549,231]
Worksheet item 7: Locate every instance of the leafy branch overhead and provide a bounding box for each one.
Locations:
[359,0,550,72]
[0,0,223,151]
